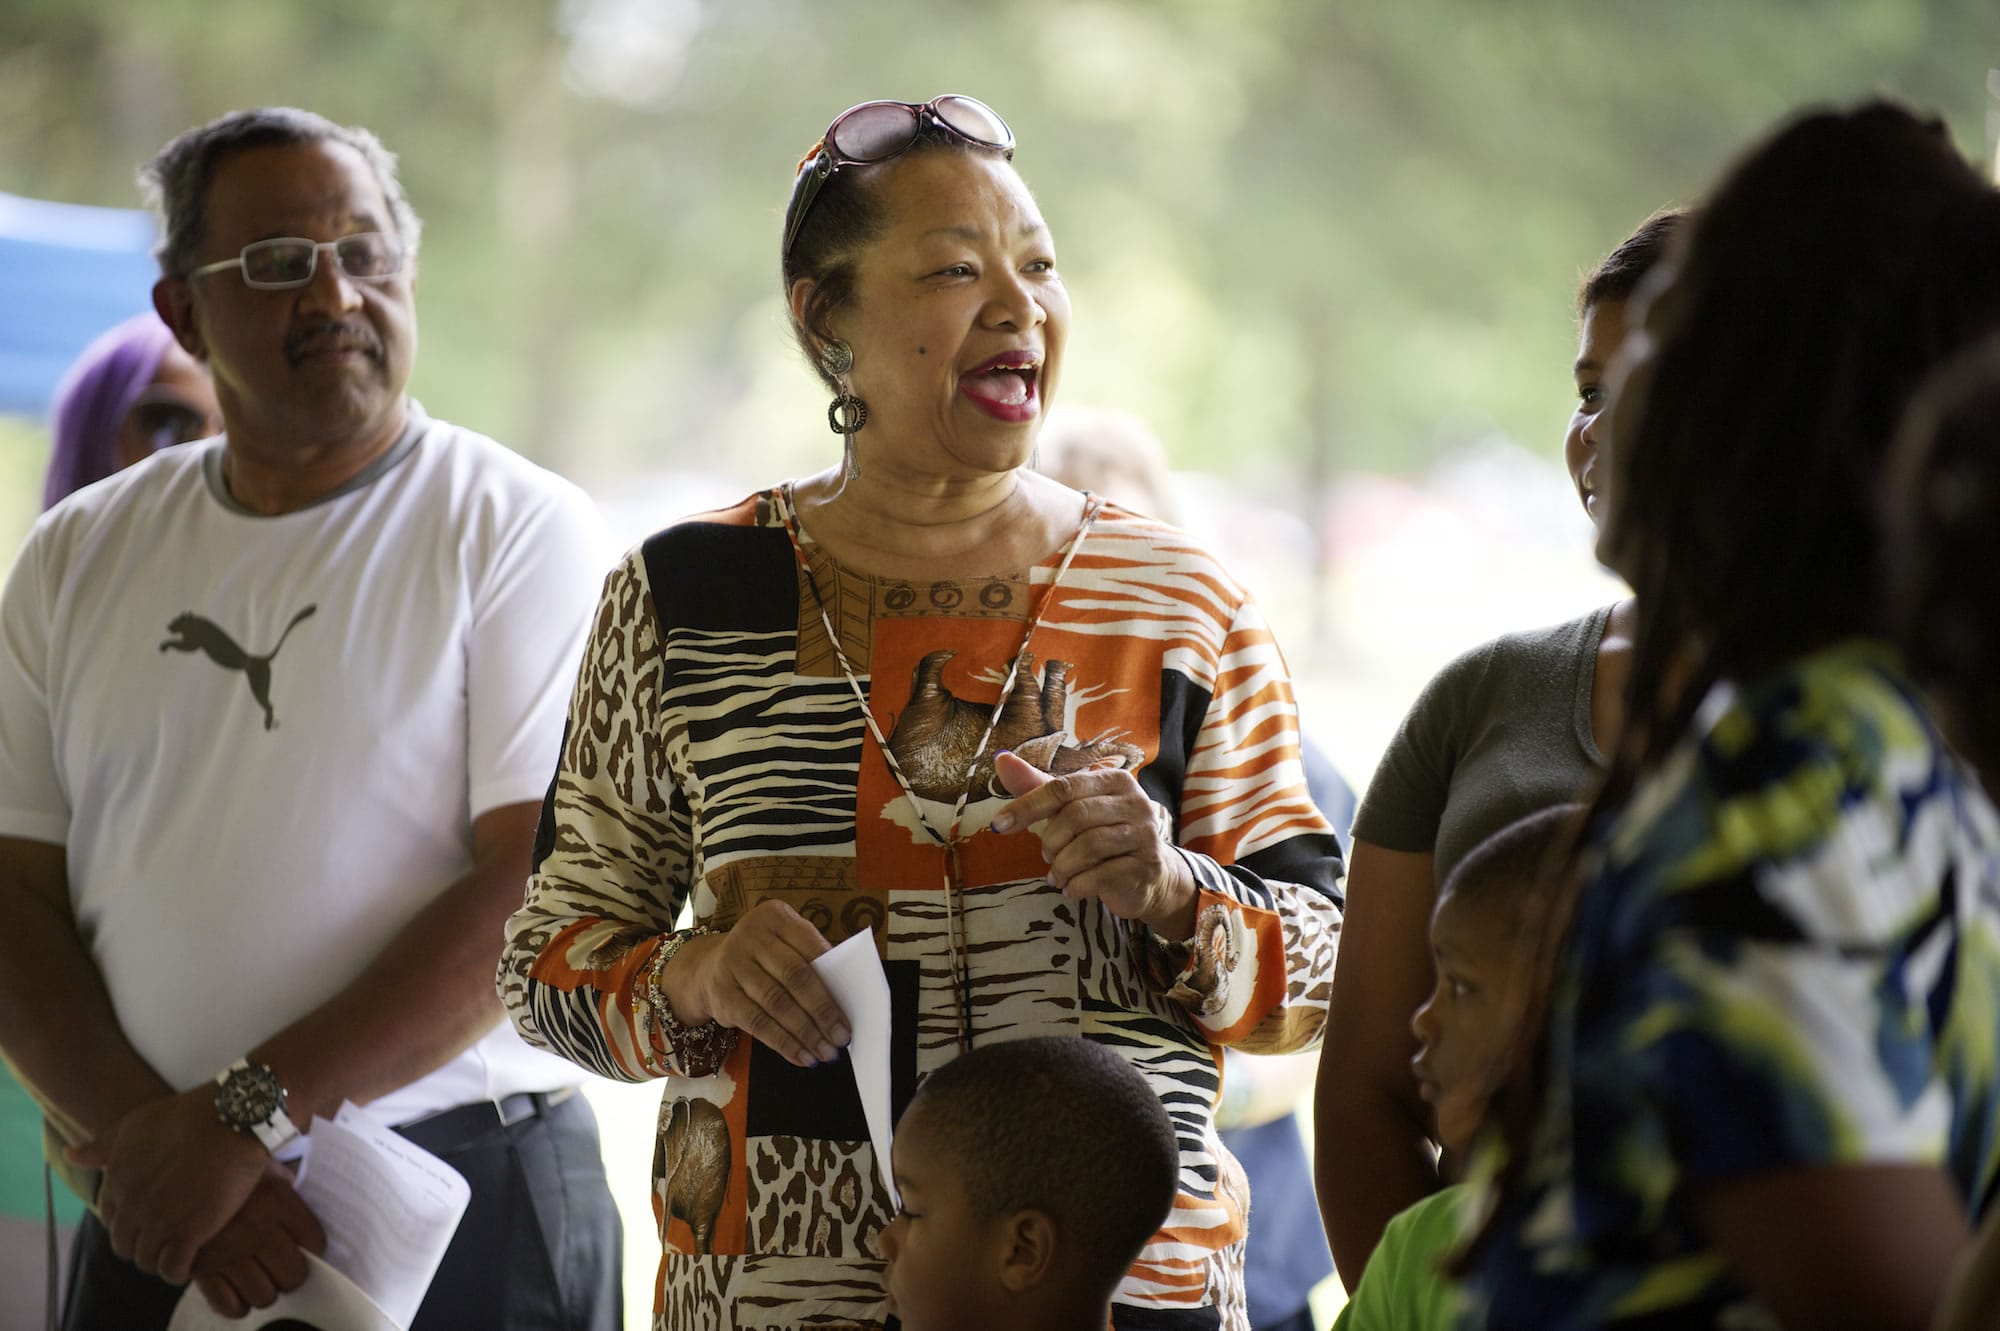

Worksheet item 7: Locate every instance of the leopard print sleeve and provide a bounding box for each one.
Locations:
[498,551,698,1081]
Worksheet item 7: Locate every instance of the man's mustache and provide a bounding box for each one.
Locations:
[285,320,383,366]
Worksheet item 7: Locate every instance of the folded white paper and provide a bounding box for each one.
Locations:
[166,1249,398,1331]
[294,1101,471,1328]
[811,929,899,1208]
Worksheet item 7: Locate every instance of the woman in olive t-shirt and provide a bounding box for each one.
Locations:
[1311,210,1683,1289]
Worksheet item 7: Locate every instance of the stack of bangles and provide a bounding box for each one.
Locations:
[644,924,738,1077]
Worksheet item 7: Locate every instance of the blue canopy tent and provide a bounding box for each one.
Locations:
[0,191,158,1242]
[0,191,160,418]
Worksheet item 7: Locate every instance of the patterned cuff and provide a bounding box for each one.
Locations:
[644,926,739,1078]
[1140,898,1241,1017]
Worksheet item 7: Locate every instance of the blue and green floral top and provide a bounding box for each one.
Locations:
[1464,639,2000,1328]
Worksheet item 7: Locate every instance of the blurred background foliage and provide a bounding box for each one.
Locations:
[3,0,1995,510]
[2,9,1995,1324]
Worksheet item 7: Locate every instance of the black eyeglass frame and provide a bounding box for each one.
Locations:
[780,94,1015,260]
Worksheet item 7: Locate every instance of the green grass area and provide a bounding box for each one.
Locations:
[0,416,50,567]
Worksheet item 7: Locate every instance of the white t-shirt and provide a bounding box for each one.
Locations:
[0,404,608,1126]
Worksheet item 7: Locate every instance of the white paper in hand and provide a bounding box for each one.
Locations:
[810,928,899,1209]
[294,1102,472,1328]
[166,1249,399,1331]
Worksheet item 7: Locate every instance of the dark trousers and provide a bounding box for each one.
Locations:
[60,1089,621,1331]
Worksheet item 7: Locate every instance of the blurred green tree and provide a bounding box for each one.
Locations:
[0,0,1993,515]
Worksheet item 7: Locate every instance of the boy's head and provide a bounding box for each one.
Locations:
[881,1035,1178,1330]
[1411,804,1584,1156]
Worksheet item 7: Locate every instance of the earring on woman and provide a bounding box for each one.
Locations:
[820,340,868,480]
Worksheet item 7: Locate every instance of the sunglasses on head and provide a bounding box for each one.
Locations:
[781,94,1014,259]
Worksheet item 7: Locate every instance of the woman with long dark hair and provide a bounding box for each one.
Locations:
[1884,336,2000,798]
[1884,339,2000,1331]
[1465,100,2000,1329]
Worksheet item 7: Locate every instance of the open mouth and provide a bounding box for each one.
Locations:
[959,350,1042,419]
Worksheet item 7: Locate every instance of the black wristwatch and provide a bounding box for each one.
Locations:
[213,1058,301,1153]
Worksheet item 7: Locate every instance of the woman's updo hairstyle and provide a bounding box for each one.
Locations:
[781,121,990,391]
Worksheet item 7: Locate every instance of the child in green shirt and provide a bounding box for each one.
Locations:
[1334,804,1580,1331]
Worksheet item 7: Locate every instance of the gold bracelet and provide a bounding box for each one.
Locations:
[645,925,738,1078]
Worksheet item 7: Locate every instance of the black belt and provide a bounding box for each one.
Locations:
[394,1086,578,1152]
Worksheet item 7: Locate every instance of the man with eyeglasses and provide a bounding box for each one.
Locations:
[0,107,620,1330]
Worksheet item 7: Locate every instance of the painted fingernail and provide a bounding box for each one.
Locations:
[818,1043,839,1063]
[992,812,1015,832]
[832,1026,852,1047]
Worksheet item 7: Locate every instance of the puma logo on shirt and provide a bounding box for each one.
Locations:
[159,605,318,731]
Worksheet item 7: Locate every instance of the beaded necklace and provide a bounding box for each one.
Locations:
[775,482,1101,1051]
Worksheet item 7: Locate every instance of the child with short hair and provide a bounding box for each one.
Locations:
[879,1035,1179,1331]
[1333,804,1582,1331]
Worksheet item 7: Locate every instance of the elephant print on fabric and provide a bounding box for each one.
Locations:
[885,649,1143,801]
[661,1096,732,1254]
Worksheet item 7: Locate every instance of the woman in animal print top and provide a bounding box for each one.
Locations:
[497,95,1343,1331]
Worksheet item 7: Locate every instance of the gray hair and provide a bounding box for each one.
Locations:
[140,107,423,278]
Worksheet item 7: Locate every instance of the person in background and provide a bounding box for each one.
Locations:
[1033,405,1176,520]
[0,106,618,1329]
[1882,336,2000,1331]
[879,1036,1180,1331]
[1312,209,1682,1287]
[1883,335,2000,799]
[1464,99,2000,1329]
[1332,804,1580,1331]
[42,311,220,509]
[0,310,224,1331]
[1039,402,1352,1331]
[499,93,1342,1331]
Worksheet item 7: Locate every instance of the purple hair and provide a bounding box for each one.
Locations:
[43,313,179,510]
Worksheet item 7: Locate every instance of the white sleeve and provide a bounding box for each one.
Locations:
[0,525,70,845]
[463,476,611,820]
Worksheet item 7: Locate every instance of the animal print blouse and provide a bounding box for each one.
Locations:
[499,490,1344,1331]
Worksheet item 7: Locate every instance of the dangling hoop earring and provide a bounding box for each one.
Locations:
[832,393,868,481]
[820,340,867,481]
[826,390,869,437]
